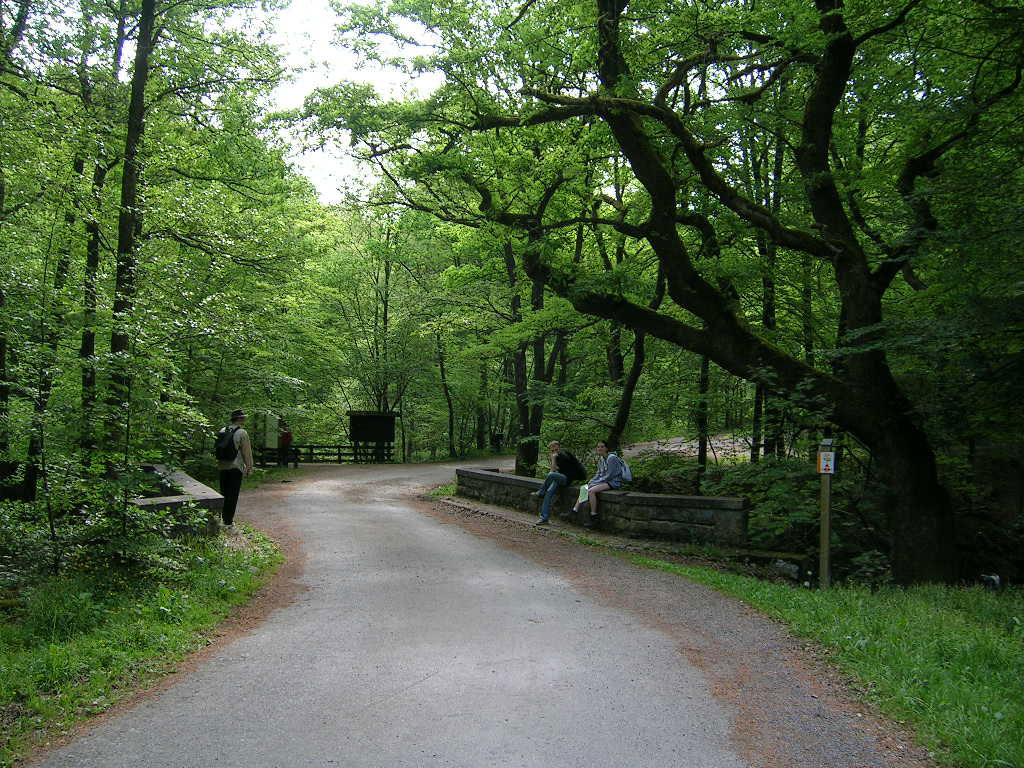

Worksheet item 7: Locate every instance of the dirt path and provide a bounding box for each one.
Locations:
[27,461,931,768]
[625,434,752,460]
[426,498,934,768]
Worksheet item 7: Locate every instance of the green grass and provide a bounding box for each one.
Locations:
[427,482,457,498]
[626,556,1024,768]
[245,465,301,488]
[185,460,300,488]
[0,528,281,766]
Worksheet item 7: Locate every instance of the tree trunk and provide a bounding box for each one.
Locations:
[607,323,624,384]
[0,169,9,457]
[0,285,7,458]
[26,155,86,478]
[696,351,710,484]
[80,161,111,450]
[606,331,645,452]
[107,0,157,446]
[873,419,956,584]
[436,333,456,458]
[750,384,763,463]
[802,253,815,368]
[503,242,543,476]
[475,360,487,451]
[523,274,549,473]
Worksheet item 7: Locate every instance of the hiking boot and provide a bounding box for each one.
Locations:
[535,519,549,526]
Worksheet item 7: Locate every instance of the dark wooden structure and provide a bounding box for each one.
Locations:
[254,411,397,466]
[347,411,396,464]
[255,443,394,466]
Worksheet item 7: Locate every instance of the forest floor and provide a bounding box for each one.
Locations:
[625,434,751,460]
[25,461,933,768]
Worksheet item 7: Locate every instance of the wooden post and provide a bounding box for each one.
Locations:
[817,439,835,589]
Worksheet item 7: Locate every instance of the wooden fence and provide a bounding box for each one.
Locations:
[255,443,395,466]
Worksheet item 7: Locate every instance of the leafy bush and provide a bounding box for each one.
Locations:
[702,457,821,551]
[626,452,702,495]
[0,458,214,590]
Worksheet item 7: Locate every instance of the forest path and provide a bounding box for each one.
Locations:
[29,461,926,768]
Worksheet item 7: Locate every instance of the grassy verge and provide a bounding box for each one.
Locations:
[184,461,300,489]
[0,528,281,767]
[245,465,301,489]
[627,556,1023,768]
[427,482,457,498]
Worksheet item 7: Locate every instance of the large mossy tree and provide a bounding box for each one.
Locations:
[308,0,1024,583]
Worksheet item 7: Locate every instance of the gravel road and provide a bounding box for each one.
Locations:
[27,461,931,768]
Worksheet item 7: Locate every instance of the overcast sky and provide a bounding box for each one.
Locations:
[266,0,442,204]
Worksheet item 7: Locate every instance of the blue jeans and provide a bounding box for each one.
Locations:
[539,472,567,521]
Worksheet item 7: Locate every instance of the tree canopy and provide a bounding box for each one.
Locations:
[1,0,1022,586]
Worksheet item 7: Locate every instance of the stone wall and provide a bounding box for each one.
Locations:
[455,468,749,545]
[130,465,222,535]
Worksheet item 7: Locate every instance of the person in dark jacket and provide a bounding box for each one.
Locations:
[278,419,293,467]
[216,409,253,531]
[533,441,584,526]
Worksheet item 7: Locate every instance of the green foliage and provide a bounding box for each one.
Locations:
[301,0,1024,582]
[428,482,456,498]
[0,460,214,588]
[630,557,1024,768]
[702,458,821,551]
[626,452,702,495]
[0,529,280,767]
[626,451,899,582]
[2,0,1021,585]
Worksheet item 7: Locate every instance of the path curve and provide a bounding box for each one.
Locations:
[28,461,930,768]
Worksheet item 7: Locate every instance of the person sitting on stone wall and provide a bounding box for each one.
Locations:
[532,441,586,526]
[571,440,625,528]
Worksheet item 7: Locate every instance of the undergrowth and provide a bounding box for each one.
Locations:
[0,528,281,766]
[428,482,457,498]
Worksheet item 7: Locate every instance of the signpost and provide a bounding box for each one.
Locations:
[817,439,836,589]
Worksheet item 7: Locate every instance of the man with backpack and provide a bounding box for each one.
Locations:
[215,409,254,530]
[533,441,586,526]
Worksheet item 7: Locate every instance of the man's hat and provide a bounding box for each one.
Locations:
[230,409,246,421]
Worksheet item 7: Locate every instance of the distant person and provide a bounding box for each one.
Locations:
[215,409,253,531]
[533,441,586,526]
[278,419,293,467]
[571,440,625,527]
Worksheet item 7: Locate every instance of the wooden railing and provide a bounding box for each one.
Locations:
[255,443,395,466]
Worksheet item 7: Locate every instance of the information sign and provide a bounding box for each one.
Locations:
[817,451,836,474]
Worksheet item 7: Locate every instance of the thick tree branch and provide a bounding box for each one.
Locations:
[853,0,923,45]
[792,0,862,260]
[470,103,597,131]
[525,88,836,260]
[0,0,29,63]
[873,64,1023,290]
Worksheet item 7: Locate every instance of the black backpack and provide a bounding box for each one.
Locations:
[214,426,240,461]
[562,451,587,483]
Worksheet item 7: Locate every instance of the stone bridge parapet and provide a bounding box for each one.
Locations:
[455,467,748,545]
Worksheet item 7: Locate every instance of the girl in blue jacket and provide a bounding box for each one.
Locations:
[571,440,625,525]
